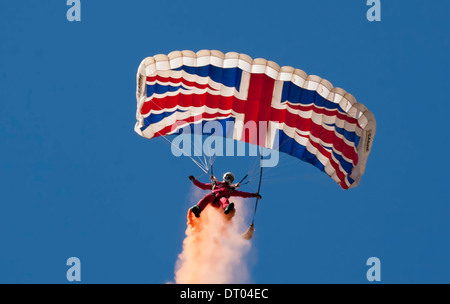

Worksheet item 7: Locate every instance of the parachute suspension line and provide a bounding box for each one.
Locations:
[143,97,211,174]
[191,133,209,170]
[231,154,259,193]
[209,164,217,190]
[242,152,264,240]
[247,154,259,176]
[237,174,249,185]
[209,151,216,173]
[203,153,209,174]
[204,140,215,173]
[155,130,209,174]
[204,133,218,171]
[189,132,211,172]
[194,172,208,180]
[252,154,264,224]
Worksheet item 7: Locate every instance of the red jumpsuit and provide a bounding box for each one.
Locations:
[193,179,254,211]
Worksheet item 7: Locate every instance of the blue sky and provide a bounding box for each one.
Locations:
[1,0,449,283]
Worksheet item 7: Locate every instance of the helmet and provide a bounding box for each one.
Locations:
[223,172,235,184]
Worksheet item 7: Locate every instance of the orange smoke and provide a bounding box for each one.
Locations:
[174,199,252,284]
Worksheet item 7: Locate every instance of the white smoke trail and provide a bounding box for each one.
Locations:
[174,187,252,284]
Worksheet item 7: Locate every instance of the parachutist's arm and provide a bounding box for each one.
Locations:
[193,179,213,190]
[210,175,219,184]
[230,190,254,198]
[231,183,240,189]
[252,192,262,199]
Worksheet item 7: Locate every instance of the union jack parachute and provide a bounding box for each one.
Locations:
[135,50,376,189]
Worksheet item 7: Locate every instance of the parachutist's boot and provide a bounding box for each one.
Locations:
[224,203,235,215]
[190,205,201,218]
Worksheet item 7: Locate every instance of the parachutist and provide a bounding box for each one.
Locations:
[188,173,259,218]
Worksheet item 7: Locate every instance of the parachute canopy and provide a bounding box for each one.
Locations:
[135,50,376,189]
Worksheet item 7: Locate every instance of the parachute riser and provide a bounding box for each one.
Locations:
[242,153,263,240]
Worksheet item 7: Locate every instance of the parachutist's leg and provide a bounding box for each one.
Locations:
[190,194,215,218]
[190,205,201,218]
[219,197,230,209]
[220,197,235,214]
[198,193,215,211]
